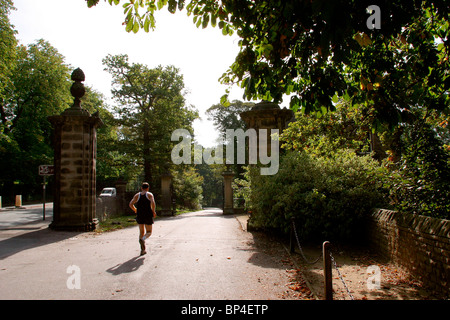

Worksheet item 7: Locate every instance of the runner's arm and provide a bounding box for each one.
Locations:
[129,194,139,213]
[149,192,156,217]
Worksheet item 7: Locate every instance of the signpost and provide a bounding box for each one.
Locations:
[39,165,54,220]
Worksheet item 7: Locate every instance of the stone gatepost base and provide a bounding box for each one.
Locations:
[223,208,235,215]
[50,219,98,232]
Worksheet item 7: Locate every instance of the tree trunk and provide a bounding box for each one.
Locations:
[143,120,152,185]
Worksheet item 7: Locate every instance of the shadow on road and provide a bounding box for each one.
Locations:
[239,231,293,270]
[106,256,145,275]
[0,225,79,259]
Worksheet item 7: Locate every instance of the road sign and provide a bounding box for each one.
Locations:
[39,165,54,176]
[39,165,53,220]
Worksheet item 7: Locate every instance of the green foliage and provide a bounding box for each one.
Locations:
[281,101,371,157]
[88,0,449,126]
[103,54,199,184]
[0,39,72,200]
[247,150,388,241]
[173,166,203,210]
[196,161,223,207]
[0,0,120,201]
[96,215,137,233]
[205,99,253,178]
[0,0,17,102]
[81,86,125,185]
[205,100,253,136]
[232,166,251,209]
[279,100,450,221]
[389,122,450,219]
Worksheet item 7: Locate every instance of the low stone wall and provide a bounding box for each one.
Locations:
[367,209,450,298]
[96,191,137,221]
[96,197,119,222]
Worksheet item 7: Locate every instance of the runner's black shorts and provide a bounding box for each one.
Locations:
[136,213,154,225]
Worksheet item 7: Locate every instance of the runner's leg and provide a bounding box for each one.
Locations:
[138,224,145,239]
[138,224,146,254]
[143,224,153,240]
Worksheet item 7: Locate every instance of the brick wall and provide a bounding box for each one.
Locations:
[367,209,450,298]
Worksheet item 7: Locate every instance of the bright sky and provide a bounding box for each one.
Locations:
[9,0,248,147]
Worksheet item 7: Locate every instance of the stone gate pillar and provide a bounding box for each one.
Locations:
[239,101,294,221]
[222,170,234,215]
[49,68,103,231]
[115,178,128,215]
[239,100,294,155]
[160,173,172,216]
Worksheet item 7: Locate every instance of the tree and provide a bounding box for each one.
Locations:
[1,40,72,135]
[0,0,17,105]
[0,4,120,203]
[173,166,203,209]
[206,99,253,178]
[80,86,125,187]
[206,100,253,136]
[280,98,450,219]
[281,99,385,159]
[0,39,72,201]
[390,121,450,219]
[103,54,199,185]
[87,0,449,127]
[195,160,223,207]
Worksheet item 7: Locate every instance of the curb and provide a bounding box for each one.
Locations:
[233,214,250,232]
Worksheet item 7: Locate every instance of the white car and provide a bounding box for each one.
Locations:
[100,187,117,197]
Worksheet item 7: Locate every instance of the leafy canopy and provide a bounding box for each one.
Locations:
[86,0,449,126]
[206,99,253,136]
[103,53,199,183]
[0,0,17,102]
[0,39,72,195]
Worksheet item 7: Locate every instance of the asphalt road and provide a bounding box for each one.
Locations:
[0,203,53,229]
[0,208,293,300]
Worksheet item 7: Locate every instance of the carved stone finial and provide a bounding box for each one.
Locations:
[71,68,85,82]
[62,68,90,116]
[70,68,86,108]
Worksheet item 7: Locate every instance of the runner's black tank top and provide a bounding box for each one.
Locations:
[136,192,151,215]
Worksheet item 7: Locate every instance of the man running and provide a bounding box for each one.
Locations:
[129,182,156,256]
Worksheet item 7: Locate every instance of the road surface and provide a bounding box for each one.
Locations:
[0,203,52,229]
[0,208,293,300]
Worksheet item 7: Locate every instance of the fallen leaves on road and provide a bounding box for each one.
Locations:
[282,268,316,300]
[291,246,442,300]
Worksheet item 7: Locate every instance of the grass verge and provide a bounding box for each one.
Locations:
[96,208,201,233]
[96,215,137,233]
